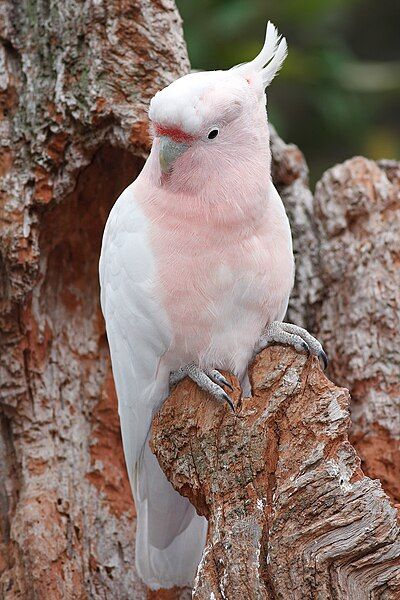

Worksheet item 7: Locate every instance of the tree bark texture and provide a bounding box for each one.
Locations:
[152,347,400,600]
[308,158,400,504]
[0,2,188,598]
[1,1,399,598]
[270,129,400,506]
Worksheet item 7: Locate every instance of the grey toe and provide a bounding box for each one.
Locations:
[208,369,234,391]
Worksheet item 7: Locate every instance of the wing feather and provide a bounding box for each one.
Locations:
[100,182,172,471]
[99,183,206,590]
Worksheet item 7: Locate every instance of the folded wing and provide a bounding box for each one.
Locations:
[99,184,207,590]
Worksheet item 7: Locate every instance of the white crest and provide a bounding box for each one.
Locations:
[235,21,287,87]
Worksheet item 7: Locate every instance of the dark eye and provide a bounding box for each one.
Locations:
[207,128,219,140]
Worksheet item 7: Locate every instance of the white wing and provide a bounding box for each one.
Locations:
[99,183,206,589]
[100,182,172,471]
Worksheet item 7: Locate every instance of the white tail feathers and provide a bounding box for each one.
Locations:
[134,441,207,590]
[236,21,287,87]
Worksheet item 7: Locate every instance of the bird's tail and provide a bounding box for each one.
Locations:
[133,440,207,590]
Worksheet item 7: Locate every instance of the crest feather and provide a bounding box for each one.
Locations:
[235,21,287,87]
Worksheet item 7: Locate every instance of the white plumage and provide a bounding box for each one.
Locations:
[237,21,288,87]
[100,185,207,588]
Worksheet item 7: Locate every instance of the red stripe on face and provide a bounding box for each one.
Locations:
[154,123,195,143]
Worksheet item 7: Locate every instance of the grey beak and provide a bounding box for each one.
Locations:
[159,136,188,173]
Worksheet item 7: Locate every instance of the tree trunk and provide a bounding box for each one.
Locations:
[152,347,400,599]
[0,2,188,598]
[270,129,400,507]
[303,158,400,504]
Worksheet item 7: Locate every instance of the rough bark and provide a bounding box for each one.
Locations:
[0,2,188,598]
[269,124,317,329]
[271,128,400,506]
[152,346,400,599]
[304,158,400,504]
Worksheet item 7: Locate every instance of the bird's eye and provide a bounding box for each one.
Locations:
[207,128,219,140]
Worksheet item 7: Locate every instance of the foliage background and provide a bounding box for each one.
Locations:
[176,0,400,184]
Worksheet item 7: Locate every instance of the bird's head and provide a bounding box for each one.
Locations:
[148,22,287,192]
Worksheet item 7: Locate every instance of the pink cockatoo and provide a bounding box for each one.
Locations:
[99,22,326,590]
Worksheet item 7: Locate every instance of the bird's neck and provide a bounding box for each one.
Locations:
[139,128,272,234]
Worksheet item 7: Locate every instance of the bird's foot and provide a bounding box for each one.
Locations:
[169,363,234,411]
[254,321,328,369]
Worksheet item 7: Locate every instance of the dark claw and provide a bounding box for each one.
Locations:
[319,349,328,370]
[221,390,235,413]
[209,370,234,391]
[301,341,310,355]
[218,374,234,391]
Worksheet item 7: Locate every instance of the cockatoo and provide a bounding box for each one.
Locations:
[99,22,326,590]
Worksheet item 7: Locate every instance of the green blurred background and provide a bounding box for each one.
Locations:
[176,0,400,185]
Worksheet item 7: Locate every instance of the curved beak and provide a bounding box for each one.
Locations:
[159,136,189,174]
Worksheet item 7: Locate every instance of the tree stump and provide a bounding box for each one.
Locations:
[152,346,400,599]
